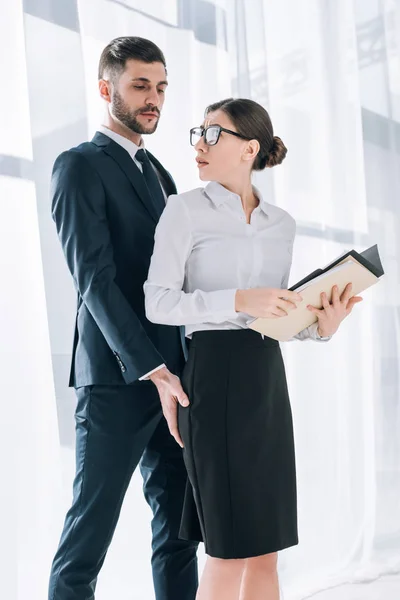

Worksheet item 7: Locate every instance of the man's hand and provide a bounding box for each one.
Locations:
[307,283,363,337]
[149,367,189,448]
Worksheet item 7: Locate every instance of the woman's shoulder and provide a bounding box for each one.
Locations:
[166,187,205,203]
[253,185,295,230]
[165,187,209,215]
[263,201,296,230]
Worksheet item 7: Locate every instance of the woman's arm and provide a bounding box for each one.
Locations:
[144,195,238,326]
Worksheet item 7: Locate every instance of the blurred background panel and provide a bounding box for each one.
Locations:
[1,1,399,598]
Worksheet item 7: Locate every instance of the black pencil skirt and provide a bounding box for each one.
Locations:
[177,329,298,559]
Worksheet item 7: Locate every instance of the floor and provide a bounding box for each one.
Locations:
[56,448,399,600]
[304,574,400,600]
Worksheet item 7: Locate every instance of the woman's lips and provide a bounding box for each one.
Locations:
[196,158,209,168]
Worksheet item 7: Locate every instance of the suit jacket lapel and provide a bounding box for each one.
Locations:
[91,132,160,223]
[146,150,178,198]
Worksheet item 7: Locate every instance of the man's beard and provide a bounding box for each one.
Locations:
[111,89,160,134]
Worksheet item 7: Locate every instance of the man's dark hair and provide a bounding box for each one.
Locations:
[98,36,167,81]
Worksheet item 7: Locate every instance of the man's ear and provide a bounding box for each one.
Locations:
[99,79,112,103]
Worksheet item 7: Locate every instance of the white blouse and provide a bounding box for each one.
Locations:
[144,181,327,342]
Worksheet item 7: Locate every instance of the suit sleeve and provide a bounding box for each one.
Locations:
[51,149,165,383]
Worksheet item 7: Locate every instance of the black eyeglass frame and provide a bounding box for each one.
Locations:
[189,125,252,146]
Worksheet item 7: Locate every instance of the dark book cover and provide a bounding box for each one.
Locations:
[289,244,384,292]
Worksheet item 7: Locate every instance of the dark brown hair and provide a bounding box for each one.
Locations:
[98,37,167,82]
[205,98,287,170]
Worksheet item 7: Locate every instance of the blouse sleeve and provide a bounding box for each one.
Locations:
[144,194,238,326]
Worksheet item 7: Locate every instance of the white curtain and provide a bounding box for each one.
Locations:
[2,1,399,599]
[0,3,63,600]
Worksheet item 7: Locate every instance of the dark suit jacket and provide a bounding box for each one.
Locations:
[51,131,185,387]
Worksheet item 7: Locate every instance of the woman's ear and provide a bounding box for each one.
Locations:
[243,139,260,163]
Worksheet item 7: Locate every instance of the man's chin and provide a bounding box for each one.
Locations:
[141,123,159,135]
[132,121,159,135]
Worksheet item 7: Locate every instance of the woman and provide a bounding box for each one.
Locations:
[144,98,362,600]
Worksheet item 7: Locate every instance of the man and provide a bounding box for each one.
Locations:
[48,37,198,600]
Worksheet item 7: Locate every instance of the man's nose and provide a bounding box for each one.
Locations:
[146,88,162,107]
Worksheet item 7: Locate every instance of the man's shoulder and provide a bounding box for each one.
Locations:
[52,140,105,177]
[55,139,99,162]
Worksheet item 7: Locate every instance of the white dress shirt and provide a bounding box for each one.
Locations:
[98,126,167,200]
[99,126,167,379]
[144,181,330,342]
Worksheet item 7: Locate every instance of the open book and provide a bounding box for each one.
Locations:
[248,244,384,341]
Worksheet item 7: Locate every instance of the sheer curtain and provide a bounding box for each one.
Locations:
[2,1,399,599]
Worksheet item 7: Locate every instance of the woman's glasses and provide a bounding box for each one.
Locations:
[190,125,252,147]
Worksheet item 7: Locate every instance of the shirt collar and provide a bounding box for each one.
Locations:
[98,125,145,161]
[203,181,269,216]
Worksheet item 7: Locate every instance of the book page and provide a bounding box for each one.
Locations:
[295,260,353,293]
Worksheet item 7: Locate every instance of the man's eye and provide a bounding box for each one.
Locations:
[134,86,146,90]
[158,89,166,94]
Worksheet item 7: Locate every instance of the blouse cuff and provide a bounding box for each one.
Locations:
[306,321,332,341]
[210,288,238,320]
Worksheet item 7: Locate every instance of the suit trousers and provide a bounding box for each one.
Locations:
[48,383,198,600]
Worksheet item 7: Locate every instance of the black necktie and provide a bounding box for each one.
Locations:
[135,149,165,217]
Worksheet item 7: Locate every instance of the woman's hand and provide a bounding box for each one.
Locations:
[307,283,363,337]
[235,288,303,319]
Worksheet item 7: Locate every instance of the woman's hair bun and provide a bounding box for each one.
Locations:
[264,136,287,168]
